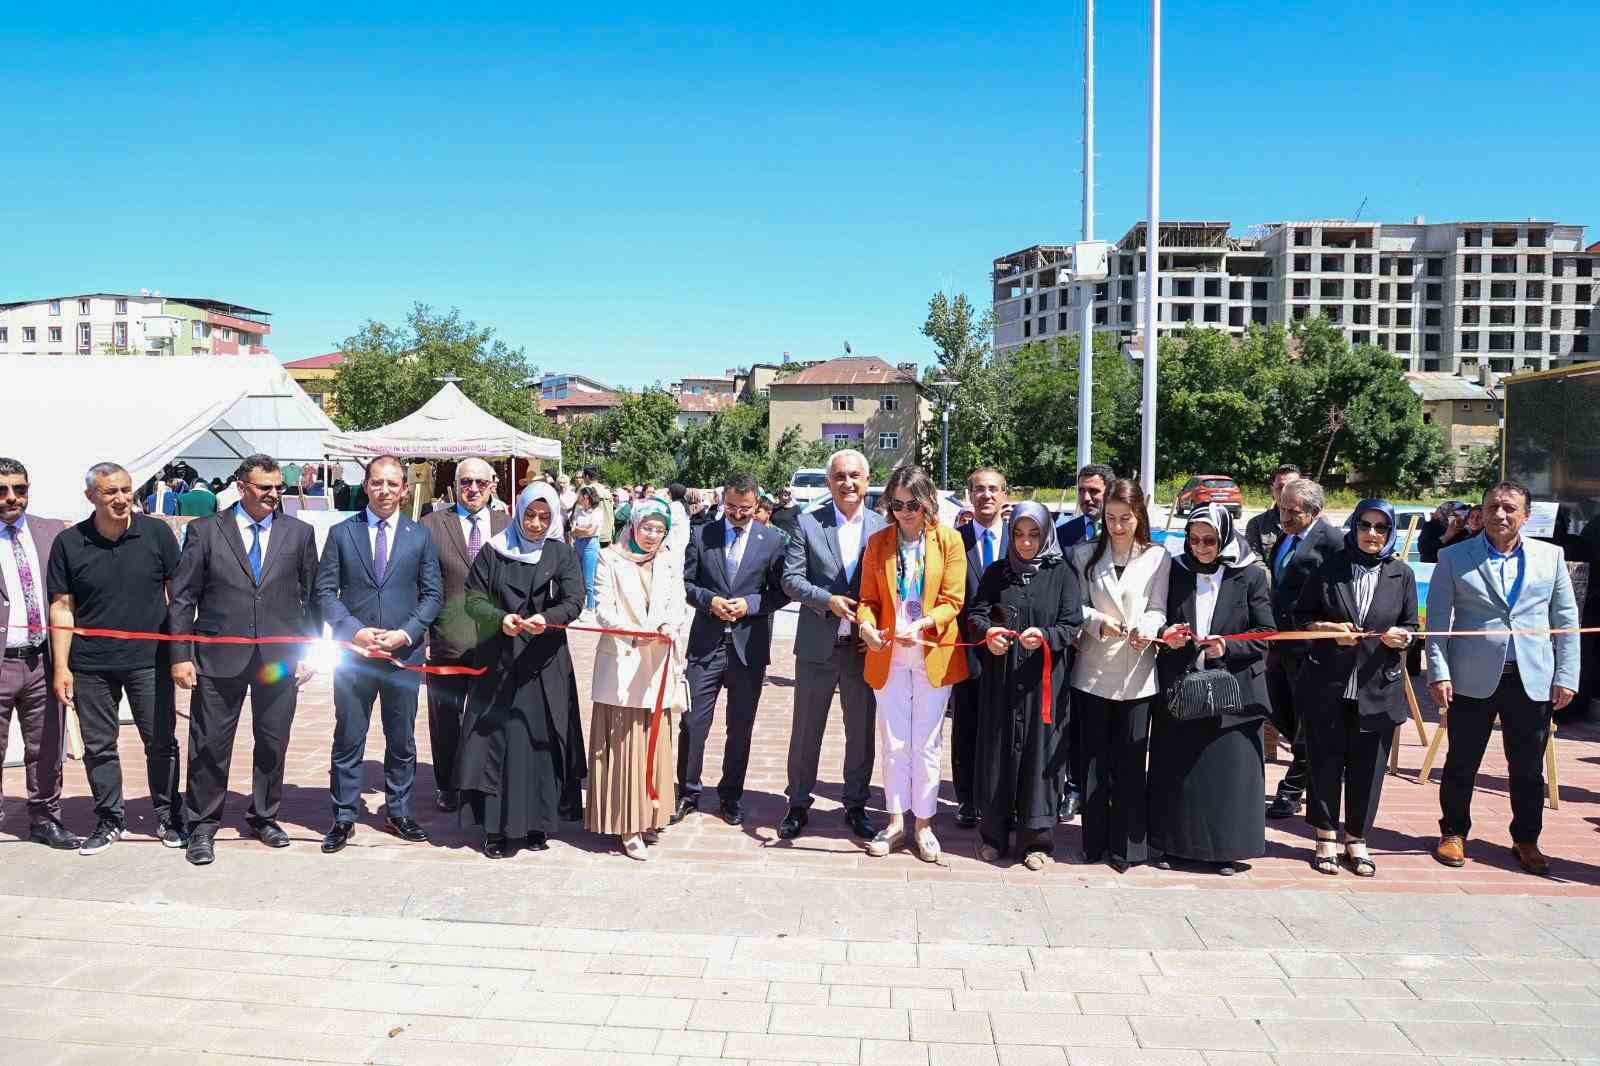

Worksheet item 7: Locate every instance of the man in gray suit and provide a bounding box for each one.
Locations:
[1427,480,1580,876]
[777,449,885,841]
[0,457,76,849]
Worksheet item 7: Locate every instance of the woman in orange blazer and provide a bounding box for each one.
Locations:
[857,464,968,861]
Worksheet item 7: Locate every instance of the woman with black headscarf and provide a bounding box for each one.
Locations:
[1152,504,1275,874]
[1292,498,1418,877]
[966,502,1083,869]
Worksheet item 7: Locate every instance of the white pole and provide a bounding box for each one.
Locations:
[1076,0,1095,471]
[1140,0,1161,502]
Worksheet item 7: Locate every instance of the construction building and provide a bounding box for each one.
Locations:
[993,219,1600,373]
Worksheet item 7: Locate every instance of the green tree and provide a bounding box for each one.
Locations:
[917,292,1010,483]
[1461,441,1502,491]
[1004,333,1140,486]
[604,389,683,484]
[331,304,544,434]
[680,398,770,486]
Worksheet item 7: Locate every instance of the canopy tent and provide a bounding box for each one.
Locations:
[8,355,347,521]
[322,382,561,462]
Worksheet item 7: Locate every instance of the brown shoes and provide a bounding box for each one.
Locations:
[1512,842,1551,876]
[1433,835,1466,868]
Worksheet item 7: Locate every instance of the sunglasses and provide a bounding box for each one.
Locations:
[1189,535,1220,548]
[244,482,283,494]
[886,499,921,513]
[458,478,492,488]
[1355,520,1392,535]
[0,484,28,498]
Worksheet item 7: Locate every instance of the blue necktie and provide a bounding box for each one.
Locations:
[248,523,263,583]
[1275,534,1300,581]
[981,529,993,569]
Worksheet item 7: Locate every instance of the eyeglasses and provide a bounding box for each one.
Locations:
[457,478,492,489]
[1189,535,1219,548]
[1355,520,1392,535]
[885,499,921,513]
[723,504,755,517]
[0,484,28,498]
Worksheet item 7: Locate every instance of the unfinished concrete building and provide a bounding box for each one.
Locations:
[992,219,1600,373]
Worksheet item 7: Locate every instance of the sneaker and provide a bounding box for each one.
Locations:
[866,826,905,858]
[79,822,124,856]
[157,819,186,849]
[914,826,941,863]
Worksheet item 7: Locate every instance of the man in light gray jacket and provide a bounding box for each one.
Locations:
[1427,480,1580,876]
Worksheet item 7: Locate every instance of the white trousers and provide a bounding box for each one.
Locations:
[878,660,951,819]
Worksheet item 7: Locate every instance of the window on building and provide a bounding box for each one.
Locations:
[192,322,205,339]
[1172,304,1194,323]
[1294,229,1312,247]
[1529,229,1548,248]
[1378,308,1391,326]
[1038,291,1051,311]
[77,298,90,315]
[1578,285,1593,304]
[115,298,127,314]
[1321,255,1344,272]
[48,300,60,315]
[220,327,233,341]
[1228,307,1244,327]
[1426,283,1442,302]
[1058,313,1069,331]
[1525,332,1543,352]
[1251,307,1268,324]
[1425,308,1441,327]
[1292,306,1308,321]
[1173,278,1194,297]
[0,327,7,342]
[1489,306,1516,325]
[1424,332,1440,353]
[878,432,899,451]
[1037,317,1047,334]
[1293,254,1311,272]
[1120,280,1133,300]
[1395,333,1412,352]
[1460,332,1479,351]
[1353,306,1371,325]
[1463,255,1480,274]
[1464,229,1482,248]
[1551,311,1563,329]
[1490,281,1515,300]
[1376,334,1389,350]
[1228,281,1244,300]
[1252,281,1269,301]
[1396,257,1414,275]
[1578,309,1593,328]
[1397,284,1413,302]
[1426,258,1443,277]
[48,326,62,343]
[1023,297,1032,314]
[1352,331,1370,345]
[1353,255,1372,273]
[1488,333,1514,352]
[880,394,899,412]
[77,323,91,350]
[1462,307,1480,325]
[1325,306,1343,324]
[1203,278,1221,298]
[831,395,854,412]
[1526,255,1545,274]
[192,346,208,355]
[113,322,127,348]
[1120,306,1132,324]
[1575,336,1591,354]
[1353,279,1372,300]
[1526,306,1544,326]
[22,327,35,342]
[829,433,855,448]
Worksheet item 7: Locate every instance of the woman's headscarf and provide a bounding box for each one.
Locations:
[1179,503,1257,574]
[613,497,672,564]
[1005,501,1063,580]
[489,481,564,562]
[1345,498,1398,568]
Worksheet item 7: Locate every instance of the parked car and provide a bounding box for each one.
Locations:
[1173,475,1243,519]
[788,467,829,506]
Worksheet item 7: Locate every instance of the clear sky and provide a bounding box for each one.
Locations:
[4,2,1595,387]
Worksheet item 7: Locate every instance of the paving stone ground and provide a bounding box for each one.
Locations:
[4,610,1600,1065]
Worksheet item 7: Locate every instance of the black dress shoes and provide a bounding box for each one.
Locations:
[524,830,549,851]
[777,808,808,840]
[956,802,979,829]
[1266,793,1303,819]
[484,835,509,859]
[845,807,877,840]
[435,788,460,813]
[1058,789,1083,822]
[386,816,429,843]
[186,834,216,866]
[321,821,356,854]
[670,796,698,825]
[719,799,744,826]
[248,821,291,848]
[29,820,81,850]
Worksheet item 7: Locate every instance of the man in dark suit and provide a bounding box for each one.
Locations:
[952,466,1009,829]
[0,457,76,849]
[778,449,886,841]
[1056,463,1114,549]
[679,471,790,825]
[315,455,443,852]
[418,458,508,813]
[168,454,320,865]
[1265,476,1345,819]
[1245,463,1299,564]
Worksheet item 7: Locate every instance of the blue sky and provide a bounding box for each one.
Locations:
[4,2,1595,387]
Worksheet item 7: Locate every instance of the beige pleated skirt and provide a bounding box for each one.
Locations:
[585,701,677,836]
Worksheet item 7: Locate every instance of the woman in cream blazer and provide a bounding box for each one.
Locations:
[1069,479,1170,872]
[587,499,691,860]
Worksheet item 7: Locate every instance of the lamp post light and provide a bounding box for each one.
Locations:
[927,373,960,490]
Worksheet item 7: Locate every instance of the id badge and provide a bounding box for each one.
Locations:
[905,598,924,622]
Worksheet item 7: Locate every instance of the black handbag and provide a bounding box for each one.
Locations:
[1164,667,1243,721]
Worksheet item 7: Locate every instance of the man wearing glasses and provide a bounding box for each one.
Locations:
[167,454,320,865]
[419,458,508,812]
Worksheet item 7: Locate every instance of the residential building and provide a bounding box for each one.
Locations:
[767,355,925,469]
[1407,368,1503,482]
[537,372,621,424]
[993,219,1600,373]
[538,372,611,401]
[283,351,346,413]
[676,391,738,429]
[0,292,271,357]
[675,372,740,398]
[740,363,784,401]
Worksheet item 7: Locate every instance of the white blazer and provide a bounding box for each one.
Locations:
[1070,540,1172,701]
[590,546,691,712]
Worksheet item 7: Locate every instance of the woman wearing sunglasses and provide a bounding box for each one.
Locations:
[1152,505,1275,875]
[856,465,968,862]
[1292,499,1419,877]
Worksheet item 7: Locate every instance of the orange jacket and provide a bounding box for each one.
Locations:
[856,522,969,690]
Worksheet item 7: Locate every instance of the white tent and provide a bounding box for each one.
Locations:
[7,354,343,521]
[322,382,561,462]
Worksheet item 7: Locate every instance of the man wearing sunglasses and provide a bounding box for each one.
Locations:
[419,458,508,812]
[0,458,78,849]
[167,454,320,865]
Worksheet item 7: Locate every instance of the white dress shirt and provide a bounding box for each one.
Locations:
[234,503,273,561]
[834,503,868,636]
[1,515,44,647]
[1193,569,1221,670]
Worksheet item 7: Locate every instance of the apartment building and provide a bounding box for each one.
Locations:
[0,292,271,356]
[992,219,1600,373]
[283,351,345,413]
[1407,368,1503,481]
[537,372,620,424]
[767,355,926,468]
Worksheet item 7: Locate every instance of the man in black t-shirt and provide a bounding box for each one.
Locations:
[47,462,184,855]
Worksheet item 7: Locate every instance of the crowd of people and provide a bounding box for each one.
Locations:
[0,447,1580,879]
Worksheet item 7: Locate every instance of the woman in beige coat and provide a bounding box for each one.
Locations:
[587,498,691,859]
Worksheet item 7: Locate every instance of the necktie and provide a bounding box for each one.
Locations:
[1275,534,1300,581]
[981,529,994,569]
[7,525,43,645]
[374,519,389,583]
[728,523,745,578]
[248,523,264,583]
[466,514,482,561]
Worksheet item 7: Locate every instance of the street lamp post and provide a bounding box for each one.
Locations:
[928,374,960,490]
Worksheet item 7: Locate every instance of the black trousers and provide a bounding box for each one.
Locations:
[1440,668,1552,844]
[180,652,298,835]
[949,676,980,807]
[73,666,181,828]
[1265,647,1310,798]
[1305,699,1391,838]
[424,671,471,794]
[1077,691,1151,864]
[681,640,765,805]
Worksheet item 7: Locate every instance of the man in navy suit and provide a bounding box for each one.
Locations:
[952,466,1009,828]
[1055,463,1113,549]
[314,456,443,852]
[679,471,790,825]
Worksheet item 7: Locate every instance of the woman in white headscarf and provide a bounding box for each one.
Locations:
[458,481,585,859]
[587,498,691,859]
[1151,504,1275,875]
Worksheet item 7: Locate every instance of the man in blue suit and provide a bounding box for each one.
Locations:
[1055,463,1114,549]
[1427,480,1580,876]
[951,466,1009,829]
[315,456,443,853]
[679,471,790,826]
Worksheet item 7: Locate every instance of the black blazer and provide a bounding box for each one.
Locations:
[1293,551,1419,728]
[167,508,320,677]
[1156,562,1274,728]
[958,521,1009,681]
[1270,519,1344,632]
[684,519,790,669]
